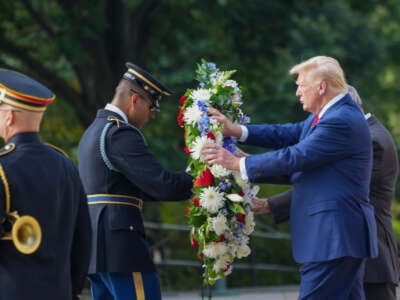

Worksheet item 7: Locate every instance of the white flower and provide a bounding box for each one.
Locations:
[235,243,251,258]
[244,211,255,235]
[214,131,224,145]
[213,254,231,273]
[200,186,225,214]
[210,164,231,178]
[226,193,243,202]
[210,214,229,235]
[242,185,260,203]
[190,136,214,162]
[224,79,238,88]
[191,89,212,103]
[203,242,229,258]
[232,93,242,105]
[232,171,248,188]
[183,103,203,126]
[209,118,220,131]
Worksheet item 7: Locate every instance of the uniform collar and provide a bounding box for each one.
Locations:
[7,132,41,144]
[105,103,128,123]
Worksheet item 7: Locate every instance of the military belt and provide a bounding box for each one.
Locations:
[87,194,143,210]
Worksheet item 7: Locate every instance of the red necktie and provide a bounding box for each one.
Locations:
[310,115,319,128]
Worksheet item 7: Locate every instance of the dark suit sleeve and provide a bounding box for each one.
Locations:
[268,190,292,224]
[108,126,193,201]
[70,179,92,298]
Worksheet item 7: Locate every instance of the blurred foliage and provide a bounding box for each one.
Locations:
[1,0,400,290]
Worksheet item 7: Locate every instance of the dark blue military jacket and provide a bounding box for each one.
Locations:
[78,109,192,274]
[0,133,91,300]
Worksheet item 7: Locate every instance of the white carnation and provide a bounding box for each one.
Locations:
[191,89,212,103]
[224,79,238,88]
[183,104,203,126]
[210,214,229,235]
[213,254,231,273]
[244,211,255,235]
[214,131,224,145]
[210,164,231,178]
[232,171,248,188]
[190,136,214,162]
[200,186,225,214]
[203,242,229,258]
[235,243,251,258]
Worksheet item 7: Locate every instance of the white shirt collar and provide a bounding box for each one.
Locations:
[364,112,371,120]
[105,103,128,123]
[318,93,346,119]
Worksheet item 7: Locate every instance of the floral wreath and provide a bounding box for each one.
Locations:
[178,59,259,285]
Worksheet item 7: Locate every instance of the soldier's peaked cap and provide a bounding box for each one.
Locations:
[123,62,172,101]
[0,69,55,112]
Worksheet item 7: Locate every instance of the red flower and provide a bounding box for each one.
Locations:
[236,214,246,223]
[177,107,184,127]
[214,235,225,242]
[190,236,199,248]
[206,132,216,140]
[238,189,244,196]
[185,206,190,215]
[193,197,200,207]
[193,168,214,187]
[199,253,204,262]
[183,146,191,155]
[224,262,231,272]
[179,95,187,106]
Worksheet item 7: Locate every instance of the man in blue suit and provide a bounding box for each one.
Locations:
[203,56,378,299]
[255,85,399,300]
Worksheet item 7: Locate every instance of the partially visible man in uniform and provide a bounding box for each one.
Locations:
[78,62,193,300]
[255,85,400,300]
[0,69,91,300]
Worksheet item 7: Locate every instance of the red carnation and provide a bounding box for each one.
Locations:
[179,95,187,106]
[193,168,214,187]
[215,235,225,242]
[190,236,199,248]
[236,213,246,223]
[206,132,216,140]
[224,262,231,272]
[177,107,184,127]
[184,146,191,155]
[193,197,200,207]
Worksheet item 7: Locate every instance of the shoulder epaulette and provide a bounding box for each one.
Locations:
[46,143,69,158]
[0,143,15,157]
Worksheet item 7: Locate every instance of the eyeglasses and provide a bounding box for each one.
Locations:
[130,89,160,112]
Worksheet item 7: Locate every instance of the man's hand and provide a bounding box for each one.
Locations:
[236,146,249,158]
[251,197,270,214]
[202,144,241,171]
[207,107,242,138]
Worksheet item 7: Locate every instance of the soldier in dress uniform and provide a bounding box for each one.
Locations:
[78,62,193,300]
[0,69,91,300]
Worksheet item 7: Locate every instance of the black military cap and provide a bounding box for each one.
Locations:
[0,69,55,112]
[122,62,172,104]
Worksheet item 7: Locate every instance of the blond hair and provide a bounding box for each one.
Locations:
[289,56,347,94]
